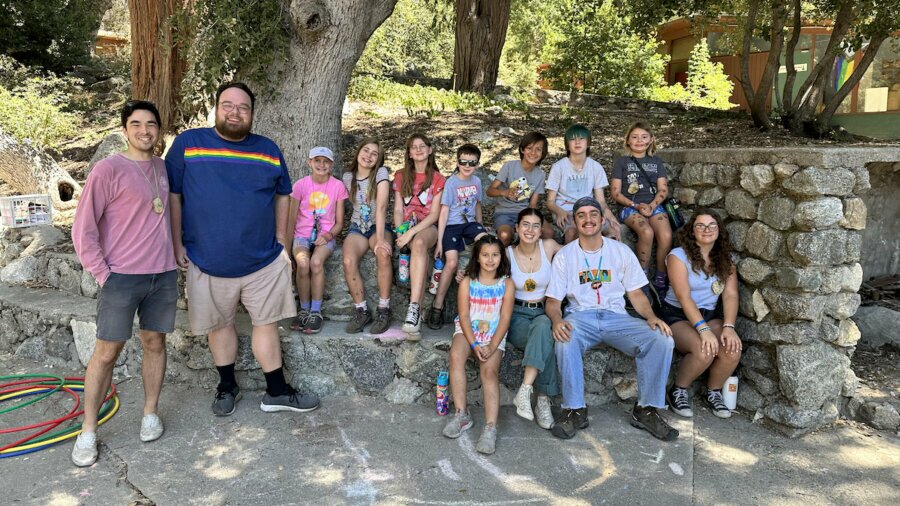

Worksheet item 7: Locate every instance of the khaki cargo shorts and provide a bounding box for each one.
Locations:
[186,250,296,335]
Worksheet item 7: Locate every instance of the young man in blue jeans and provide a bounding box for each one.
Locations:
[545,197,678,441]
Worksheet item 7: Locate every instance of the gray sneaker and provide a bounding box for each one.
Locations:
[139,413,164,442]
[346,307,371,333]
[369,306,391,334]
[442,410,473,438]
[212,386,242,416]
[535,395,554,430]
[305,312,324,334]
[476,423,497,455]
[291,309,310,331]
[260,386,320,413]
[71,432,98,467]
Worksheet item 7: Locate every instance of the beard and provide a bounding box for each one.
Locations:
[215,116,252,140]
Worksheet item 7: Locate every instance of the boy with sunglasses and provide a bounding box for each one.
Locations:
[427,144,489,329]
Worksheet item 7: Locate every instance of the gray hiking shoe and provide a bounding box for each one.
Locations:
[291,309,310,331]
[345,307,371,334]
[476,423,497,455]
[260,386,320,413]
[442,410,473,439]
[212,386,242,416]
[305,312,324,334]
[71,432,98,467]
[369,306,391,334]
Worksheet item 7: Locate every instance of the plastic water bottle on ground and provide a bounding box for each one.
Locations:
[722,376,739,410]
[436,371,449,416]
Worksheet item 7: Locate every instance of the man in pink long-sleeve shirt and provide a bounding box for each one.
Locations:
[70,101,178,467]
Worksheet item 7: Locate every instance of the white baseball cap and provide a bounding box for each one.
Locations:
[308,146,334,161]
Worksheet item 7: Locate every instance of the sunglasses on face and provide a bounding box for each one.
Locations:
[457,160,478,167]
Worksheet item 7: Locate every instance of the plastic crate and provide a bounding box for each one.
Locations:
[0,194,53,228]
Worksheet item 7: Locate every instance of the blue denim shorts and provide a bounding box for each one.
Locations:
[619,204,666,222]
[293,236,335,252]
[96,270,178,341]
[347,223,393,241]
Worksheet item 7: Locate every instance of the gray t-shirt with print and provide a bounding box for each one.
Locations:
[342,166,389,233]
[441,173,482,225]
[493,160,547,215]
[611,155,667,205]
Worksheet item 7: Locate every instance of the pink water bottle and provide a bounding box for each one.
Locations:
[436,371,449,415]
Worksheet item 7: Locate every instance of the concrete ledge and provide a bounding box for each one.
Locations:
[662,146,900,169]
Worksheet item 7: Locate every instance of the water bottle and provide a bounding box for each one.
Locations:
[722,376,739,411]
[428,258,444,295]
[398,248,411,285]
[436,371,449,416]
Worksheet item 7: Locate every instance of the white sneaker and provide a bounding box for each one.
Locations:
[71,432,98,467]
[535,395,554,429]
[140,413,164,442]
[514,384,534,421]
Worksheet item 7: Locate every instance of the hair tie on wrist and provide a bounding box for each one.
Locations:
[470,342,477,350]
[693,319,707,329]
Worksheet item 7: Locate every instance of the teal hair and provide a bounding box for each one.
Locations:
[564,124,592,156]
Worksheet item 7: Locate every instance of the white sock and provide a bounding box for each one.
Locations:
[378,298,390,308]
[355,301,367,310]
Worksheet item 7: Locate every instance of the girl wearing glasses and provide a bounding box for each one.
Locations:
[393,134,446,338]
[661,209,741,420]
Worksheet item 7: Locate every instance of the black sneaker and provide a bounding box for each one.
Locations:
[305,312,324,334]
[667,386,694,418]
[212,386,242,416]
[630,403,679,441]
[426,306,443,330]
[260,386,321,413]
[369,306,391,334]
[402,303,421,333]
[705,389,732,419]
[345,307,371,334]
[550,407,588,439]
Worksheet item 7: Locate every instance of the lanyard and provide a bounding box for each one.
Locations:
[582,247,603,304]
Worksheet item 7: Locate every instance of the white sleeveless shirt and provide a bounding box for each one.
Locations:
[508,241,552,301]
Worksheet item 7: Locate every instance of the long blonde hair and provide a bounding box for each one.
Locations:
[346,138,385,205]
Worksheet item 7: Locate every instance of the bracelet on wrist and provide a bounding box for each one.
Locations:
[469,342,477,350]
[698,326,712,334]
[723,323,736,329]
[693,319,707,329]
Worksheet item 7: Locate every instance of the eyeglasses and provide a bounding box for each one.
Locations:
[219,102,251,114]
[458,160,478,167]
[693,223,719,232]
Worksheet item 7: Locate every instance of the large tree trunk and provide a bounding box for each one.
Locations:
[740,0,787,129]
[128,0,187,134]
[253,0,398,179]
[452,0,511,94]
[0,131,82,212]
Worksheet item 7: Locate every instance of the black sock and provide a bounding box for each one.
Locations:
[264,367,290,397]
[216,363,237,392]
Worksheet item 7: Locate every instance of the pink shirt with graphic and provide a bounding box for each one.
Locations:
[291,175,349,238]
[72,153,176,286]
[392,170,446,222]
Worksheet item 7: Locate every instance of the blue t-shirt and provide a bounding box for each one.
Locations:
[664,247,720,310]
[441,173,482,225]
[165,128,292,277]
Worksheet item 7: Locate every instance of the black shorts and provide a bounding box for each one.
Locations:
[96,270,179,341]
[659,300,722,327]
[442,222,487,253]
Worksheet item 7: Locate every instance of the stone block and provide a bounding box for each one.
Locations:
[726,221,750,252]
[858,402,900,430]
[743,368,779,396]
[337,341,397,393]
[742,345,774,371]
[745,223,784,261]
[757,197,795,230]
[851,166,871,194]
[674,187,698,205]
[737,382,765,411]
[679,163,719,186]
[738,257,773,285]
[786,229,852,266]
[583,347,611,385]
[819,263,863,294]
[86,133,127,175]
[697,186,725,206]
[839,198,867,230]
[774,267,822,292]
[738,284,756,319]
[762,288,825,321]
[0,256,39,283]
[740,165,775,197]
[716,165,740,186]
[846,232,862,262]
[823,292,861,320]
[782,167,856,197]
[793,197,844,231]
[835,319,861,347]
[71,318,97,367]
[81,270,100,298]
[773,162,800,180]
[724,189,758,220]
[765,400,839,435]
[396,344,448,385]
[751,321,820,345]
[777,340,849,409]
[383,377,426,404]
[852,305,900,350]
[841,367,858,397]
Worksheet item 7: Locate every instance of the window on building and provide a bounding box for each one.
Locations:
[856,42,900,113]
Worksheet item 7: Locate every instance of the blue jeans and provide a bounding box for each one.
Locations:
[506,305,559,396]
[556,309,674,409]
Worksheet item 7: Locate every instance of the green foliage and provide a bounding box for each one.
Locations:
[498,0,556,88]
[347,75,528,117]
[650,39,734,110]
[539,0,670,99]
[0,0,109,73]
[0,56,79,148]
[357,0,454,78]
[175,0,290,114]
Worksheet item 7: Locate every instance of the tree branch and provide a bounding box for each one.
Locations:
[820,33,888,123]
[781,0,802,113]
[791,0,854,111]
[739,0,761,117]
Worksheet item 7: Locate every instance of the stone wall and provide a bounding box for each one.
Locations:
[859,161,900,279]
[661,146,900,436]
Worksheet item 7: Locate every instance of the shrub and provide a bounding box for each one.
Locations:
[0,56,80,148]
[348,76,525,116]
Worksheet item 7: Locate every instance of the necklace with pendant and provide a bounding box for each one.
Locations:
[519,245,538,292]
[582,246,604,304]
[127,155,163,214]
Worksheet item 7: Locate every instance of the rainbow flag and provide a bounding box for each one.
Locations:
[833,56,854,92]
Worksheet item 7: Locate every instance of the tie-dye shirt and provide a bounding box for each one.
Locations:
[454,276,509,350]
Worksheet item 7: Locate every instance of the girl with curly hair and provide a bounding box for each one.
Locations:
[661,209,742,419]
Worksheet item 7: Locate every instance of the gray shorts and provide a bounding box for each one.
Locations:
[96,270,178,341]
[493,212,519,230]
